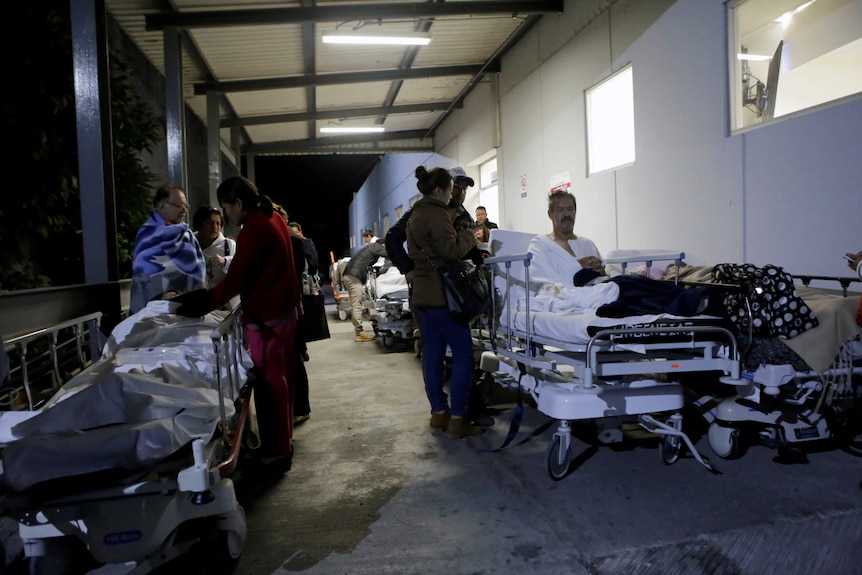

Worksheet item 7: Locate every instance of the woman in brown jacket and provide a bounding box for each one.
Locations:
[406,166,482,437]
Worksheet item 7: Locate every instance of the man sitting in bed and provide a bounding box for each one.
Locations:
[527,190,720,318]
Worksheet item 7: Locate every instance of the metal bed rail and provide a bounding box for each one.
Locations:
[1,312,103,411]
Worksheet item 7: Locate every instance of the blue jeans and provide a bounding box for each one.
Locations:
[414,306,474,417]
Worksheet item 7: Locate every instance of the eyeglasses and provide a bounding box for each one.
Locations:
[164,200,188,210]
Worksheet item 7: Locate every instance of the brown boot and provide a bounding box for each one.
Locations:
[447,416,484,438]
[429,411,450,431]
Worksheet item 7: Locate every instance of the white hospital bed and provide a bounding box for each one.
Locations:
[368,265,415,349]
[479,230,741,480]
[0,300,252,572]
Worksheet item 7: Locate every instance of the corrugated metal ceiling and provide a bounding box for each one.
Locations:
[105,0,563,155]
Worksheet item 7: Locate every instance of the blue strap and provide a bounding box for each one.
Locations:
[478,368,554,453]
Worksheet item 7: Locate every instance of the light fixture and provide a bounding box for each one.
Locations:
[737,53,772,61]
[320,127,385,134]
[321,31,431,46]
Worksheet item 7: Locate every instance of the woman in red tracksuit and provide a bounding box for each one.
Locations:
[178,176,301,462]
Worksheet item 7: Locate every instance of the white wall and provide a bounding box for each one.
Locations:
[351,0,862,277]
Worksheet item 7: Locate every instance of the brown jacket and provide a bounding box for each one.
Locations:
[407,196,477,307]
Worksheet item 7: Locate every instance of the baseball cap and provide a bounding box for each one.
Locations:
[449,166,475,187]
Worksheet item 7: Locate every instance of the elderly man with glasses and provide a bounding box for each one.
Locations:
[130,183,206,313]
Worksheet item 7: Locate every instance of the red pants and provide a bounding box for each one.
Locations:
[246,320,296,457]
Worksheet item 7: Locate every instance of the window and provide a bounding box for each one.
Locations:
[585,64,635,175]
[395,205,403,220]
[729,0,862,130]
[478,157,500,227]
[382,214,390,234]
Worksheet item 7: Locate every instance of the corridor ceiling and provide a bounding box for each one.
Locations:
[106,0,564,156]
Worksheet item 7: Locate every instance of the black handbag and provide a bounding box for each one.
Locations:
[422,249,490,324]
[298,293,331,342]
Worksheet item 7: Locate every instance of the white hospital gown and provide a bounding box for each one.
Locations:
[522,234,618,314]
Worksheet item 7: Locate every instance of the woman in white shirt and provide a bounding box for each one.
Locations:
[192,205,236,286]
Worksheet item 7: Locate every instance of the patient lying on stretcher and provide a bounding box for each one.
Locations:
[0,301,249,492]
[523,190,723,318]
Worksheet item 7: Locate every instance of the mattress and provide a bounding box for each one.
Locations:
[502,308,728,348]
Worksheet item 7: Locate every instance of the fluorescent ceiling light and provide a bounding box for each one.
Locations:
[322,32,431,46]
[320,127,385,134]
[737,53,772,61]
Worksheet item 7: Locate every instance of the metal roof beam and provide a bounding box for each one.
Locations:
[221,101,460,128]
[147,1,564,30]
[244,130,431,153]
[194,63,497,94]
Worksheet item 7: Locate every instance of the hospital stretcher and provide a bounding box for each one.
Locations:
[479,231,862,478]
[0,301,252,572]
[330,256,352,321]
[478,230,741,480]
[682,275,862,461]
[368,265,416,349]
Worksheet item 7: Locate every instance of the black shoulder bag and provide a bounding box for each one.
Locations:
[420,247,490,325]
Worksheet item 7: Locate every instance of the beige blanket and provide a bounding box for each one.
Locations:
[783,287,861,374]
[665,266,861,373]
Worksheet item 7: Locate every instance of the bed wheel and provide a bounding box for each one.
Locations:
[382,334,395,348]
[414,335,422,358]
[28,537,96,575]
[659,433,684,465]
[218,505,247,560]
[708,422,744,459]
[547,435,573,481]
[338,309,348,321]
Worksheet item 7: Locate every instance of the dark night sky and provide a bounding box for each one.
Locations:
[250,154,381,268]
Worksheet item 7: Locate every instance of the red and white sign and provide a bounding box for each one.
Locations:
[549,171,571,193]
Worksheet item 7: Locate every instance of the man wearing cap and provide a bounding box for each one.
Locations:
[448,167,477,233]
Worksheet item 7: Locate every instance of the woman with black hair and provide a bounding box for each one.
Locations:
[191,205,236,286]
[406,166,483,438]
[177,176,301,464]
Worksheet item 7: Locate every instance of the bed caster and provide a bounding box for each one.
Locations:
[659,434,684,465]
[708,421,744,459]
[658,414,685,465]
[217,505,247,560]
[547,435,573,481]
[338,309,348,321]
[27,536,97,575]
[382,334,395,349]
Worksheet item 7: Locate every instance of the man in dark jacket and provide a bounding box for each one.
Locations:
[385,208,414,279]
[448,167,476,232]
[343,239,387,341]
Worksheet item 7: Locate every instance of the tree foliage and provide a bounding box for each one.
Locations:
[0,3,159,291]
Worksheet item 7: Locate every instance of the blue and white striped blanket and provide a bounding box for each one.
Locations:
[130,211,206,313]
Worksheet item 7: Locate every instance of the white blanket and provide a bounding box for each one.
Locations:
[373,267,410,300]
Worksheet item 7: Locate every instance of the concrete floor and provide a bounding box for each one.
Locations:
[5,305,862,574]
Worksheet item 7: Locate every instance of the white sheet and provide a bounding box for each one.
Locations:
[373,267,410,300]
[505,309,707,346]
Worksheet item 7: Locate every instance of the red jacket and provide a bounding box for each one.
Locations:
[211,209,301,324]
